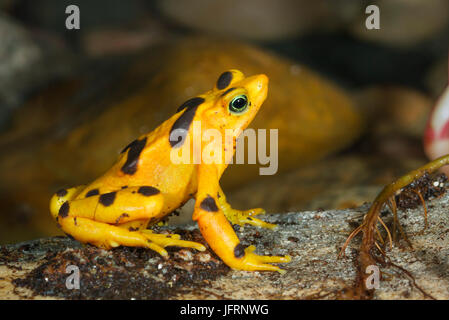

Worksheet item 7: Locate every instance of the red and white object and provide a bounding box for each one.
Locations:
[424,60,449,173]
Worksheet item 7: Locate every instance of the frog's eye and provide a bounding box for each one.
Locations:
[228,95,249,114]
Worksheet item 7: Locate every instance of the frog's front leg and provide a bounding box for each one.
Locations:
[217,186,276,230]
[193,164,290,273]
[50,186,205,255]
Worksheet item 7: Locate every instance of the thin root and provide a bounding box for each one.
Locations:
[375,224,384,244]
[338,223,364,258]
[374,241,385,256]
[387,197,398,242]
[377,216,393,250]
[388,196,412,248]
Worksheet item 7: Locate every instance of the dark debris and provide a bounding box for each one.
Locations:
[395,172,447,210]
[11,229,229,300]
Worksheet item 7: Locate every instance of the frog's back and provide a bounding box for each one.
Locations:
[74,69,255,207]
[76,113,197,203]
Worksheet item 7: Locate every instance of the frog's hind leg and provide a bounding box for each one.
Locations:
[59,216,172,255]
[118,220,205,251]
[55,186,205,255]
[50,185,86,219]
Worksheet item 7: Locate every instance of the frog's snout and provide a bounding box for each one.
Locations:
[253,74,268,92]
[247,74,268,107]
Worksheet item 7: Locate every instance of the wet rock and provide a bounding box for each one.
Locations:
[0,0,15,10]
[81,17,168,57]
[0,13,73,130]
[1,188,449,299]
[425,58,448,98]
[355,86,433,139]
[13,0,169,57]
[14,0,149,33]
[156,0,342,41]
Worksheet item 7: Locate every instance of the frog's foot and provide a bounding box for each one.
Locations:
[195,193,290,273]
[140,230,206,252]
[223,207,277,230]
[235,246,291,274]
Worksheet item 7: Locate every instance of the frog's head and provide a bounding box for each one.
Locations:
[202,69,268,134]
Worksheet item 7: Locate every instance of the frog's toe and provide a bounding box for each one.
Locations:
[237,246,291,274]
[245,208,266,216]
[142,231,206,252]
[97,232,168,256]
[146,242,168,257]
[244,216,277,230]
[258,254,291,264]
[141,230,181,240]
[224,207,277,230]
[235,213,277,230]
[108,232,169,256]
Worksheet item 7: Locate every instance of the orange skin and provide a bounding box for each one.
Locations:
[50,69,290,272]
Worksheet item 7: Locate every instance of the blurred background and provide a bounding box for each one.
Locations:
[0,0,448,244]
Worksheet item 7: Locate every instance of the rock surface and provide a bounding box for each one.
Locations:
[156,0,342,41]
[1,188,448,300]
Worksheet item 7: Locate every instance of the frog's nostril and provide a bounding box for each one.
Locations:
[256,74,268,90]
[246,74,268,95]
